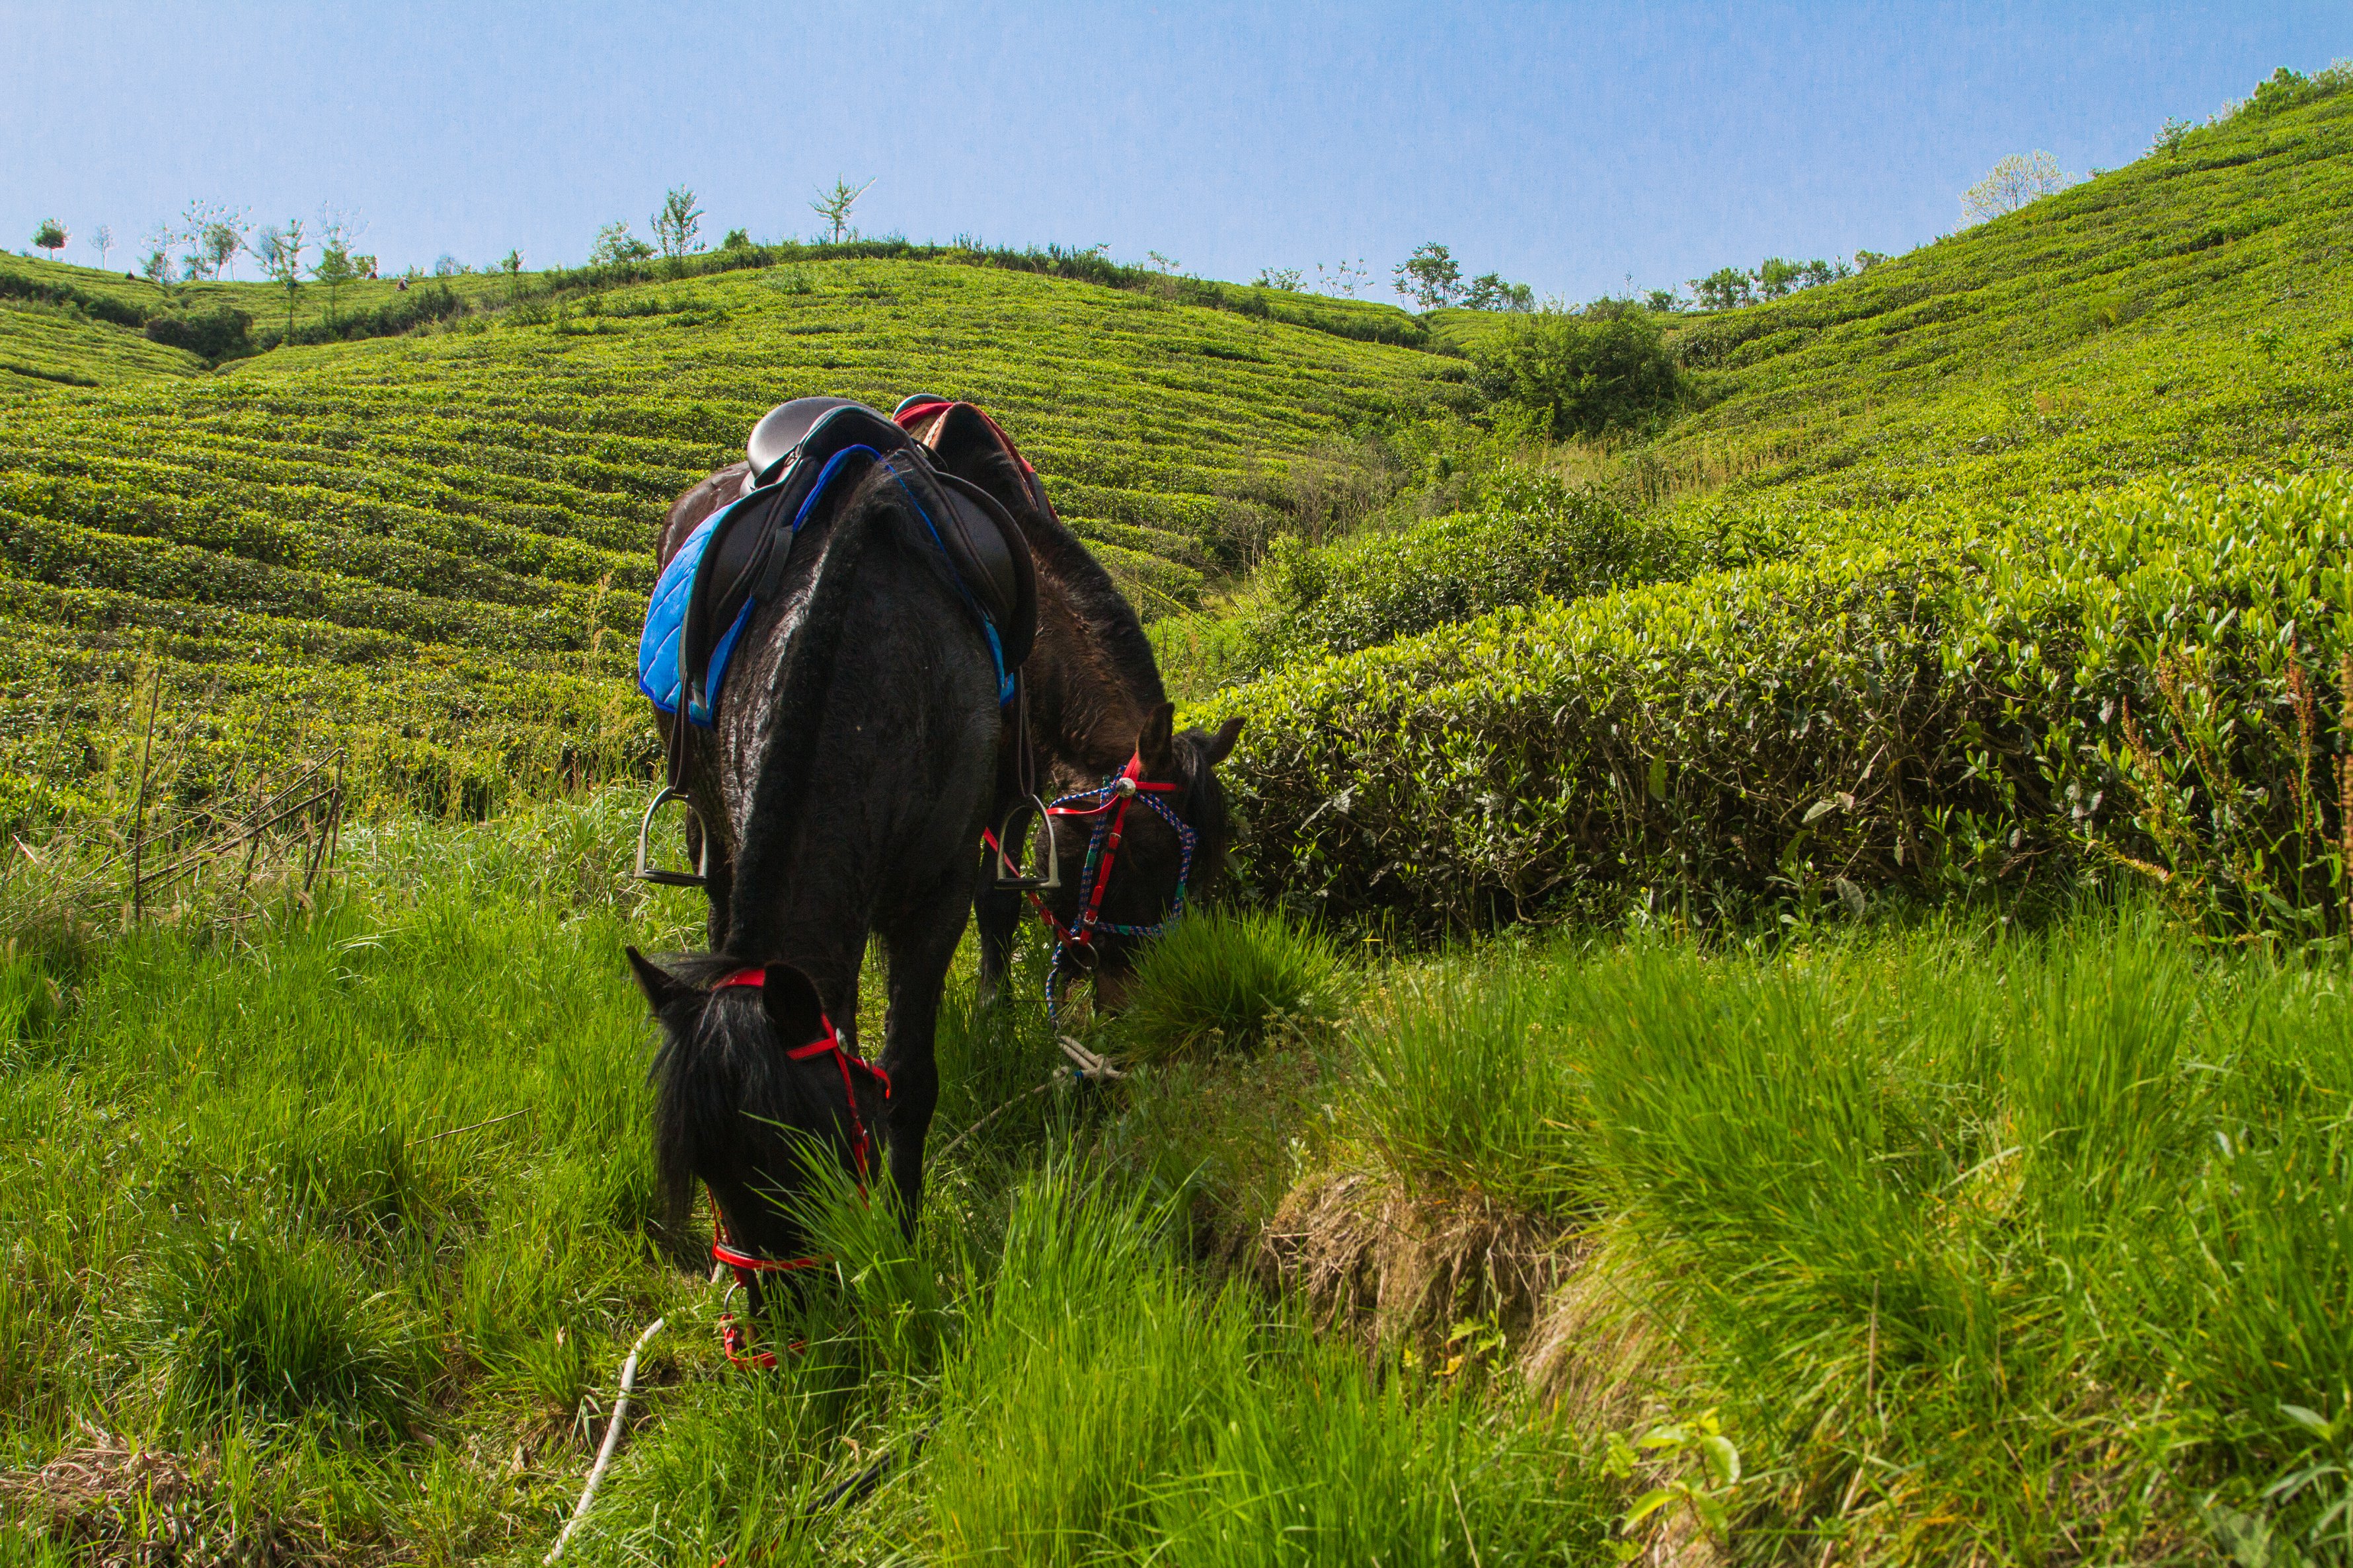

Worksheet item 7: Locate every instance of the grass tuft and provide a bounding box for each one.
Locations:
[1116,909,1349,1063]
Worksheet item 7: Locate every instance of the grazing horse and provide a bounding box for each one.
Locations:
[629,447,1005,1342]
[899,398,1244,1012]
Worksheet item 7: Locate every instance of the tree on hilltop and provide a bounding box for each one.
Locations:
[311,211,365,322]
[652,186,704,266]
[811,177,874,245]
[1393,242,1463,309]
[89,224,113,269]
[1464,271,1534,311]
[1689,266,1754,311]
[591,221,654,266]
[202,215,249,280]
[1962,151,2069,225]
[32,219,66,260]
[257,219,306,340]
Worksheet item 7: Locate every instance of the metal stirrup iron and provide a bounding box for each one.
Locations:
[633,786,711,887]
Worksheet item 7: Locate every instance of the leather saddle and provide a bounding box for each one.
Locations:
[672,397,1036,728]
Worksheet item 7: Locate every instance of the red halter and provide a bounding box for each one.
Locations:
[702,967,892,1368]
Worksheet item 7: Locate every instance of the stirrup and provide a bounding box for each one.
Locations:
[990,794,1060,892]
[634,786,711,887]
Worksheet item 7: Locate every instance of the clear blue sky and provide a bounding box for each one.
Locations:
[4,1,2343,303]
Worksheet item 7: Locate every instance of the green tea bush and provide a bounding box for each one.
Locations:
[1255,472,1679,664]
[1219,472,2353,937]
[145,304,252,361]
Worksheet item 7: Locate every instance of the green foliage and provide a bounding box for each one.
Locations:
[1115,908,1348,1061]
[1472,307,1683,438]
[651,186,703,262]
[1393,241,1463,308]
[588,221,652,265]
[1346,961,1586,1213]
[1216,474,2353,936]
[1243,472,1676,669]
[144,303,251,360]
[149,1230,416,1427]
[0,256,1444,818]
[30,220,65,258]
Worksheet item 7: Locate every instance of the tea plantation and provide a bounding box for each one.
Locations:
[0,254,1446,819]
[1208,78,2353,938]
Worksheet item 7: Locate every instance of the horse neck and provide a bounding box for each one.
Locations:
[1024,579,1158,778]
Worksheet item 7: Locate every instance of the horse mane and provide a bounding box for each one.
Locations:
[924,406,1168,711]
[644,951,836,1251]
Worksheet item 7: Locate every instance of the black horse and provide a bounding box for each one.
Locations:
[631,400,1243,1349]
[901,400,1245,1013]
[629,452,1003,1333]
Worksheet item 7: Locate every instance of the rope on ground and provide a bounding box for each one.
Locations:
[544,1316,666,1565]
[931,1037,1123,1167]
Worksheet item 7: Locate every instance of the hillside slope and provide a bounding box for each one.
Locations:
[1208,85,2353,934]
[1645,86,2353,517]
[0,256,1448,817]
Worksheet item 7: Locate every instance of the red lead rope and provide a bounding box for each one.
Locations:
[703,968,892,1368]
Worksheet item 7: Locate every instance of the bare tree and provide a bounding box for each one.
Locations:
[1962,151,2069,225]
[1315,258,1370,298]
[90,223,113,269]
[170,199,231,280]
[32,219,66,260]
[258,219,306,340]
[652,186,704,264]
[810,176,874,244]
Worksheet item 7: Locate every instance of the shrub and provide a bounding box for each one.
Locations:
[1254,471,1678,665]
[1214,474,2353,938]
[1116,909,1348,1061]
[145,304,252,360]
[1472,307,1683,437]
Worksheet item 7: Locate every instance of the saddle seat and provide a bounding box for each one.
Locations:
[638,396,1036,730]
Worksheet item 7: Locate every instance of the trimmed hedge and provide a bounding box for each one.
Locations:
[1215,473,2353,936]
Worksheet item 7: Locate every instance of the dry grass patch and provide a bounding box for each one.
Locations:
[1253,1167,1576,1359]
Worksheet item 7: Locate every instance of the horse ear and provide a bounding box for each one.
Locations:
[626,946,691,1012]
[1204,716,1245,765]
[1137,702,1176,775]
[758,962,830,1046]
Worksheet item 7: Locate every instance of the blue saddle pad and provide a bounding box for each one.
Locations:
[637,498,741,723]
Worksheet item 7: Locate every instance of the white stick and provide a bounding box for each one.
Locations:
[544,1316,666,1565]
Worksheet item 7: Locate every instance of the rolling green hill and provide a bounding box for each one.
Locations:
[1642,82,2353,516]
[1206,81,2353,936]
[0,254,1446,819]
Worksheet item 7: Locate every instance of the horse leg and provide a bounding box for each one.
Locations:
[877,885,965,1235]
[974,802,1033,1006]
[974,875,1021,1006]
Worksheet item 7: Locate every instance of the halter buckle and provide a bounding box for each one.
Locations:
[633,786,711,887]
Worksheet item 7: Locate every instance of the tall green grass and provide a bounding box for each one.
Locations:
[0,798,1612,1562]
[1347,915,2353,1559]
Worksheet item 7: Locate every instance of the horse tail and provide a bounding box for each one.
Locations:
[719,465,888,957]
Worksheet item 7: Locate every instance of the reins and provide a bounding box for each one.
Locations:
[984,750,1198,1021]
[700,966,892,1369]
